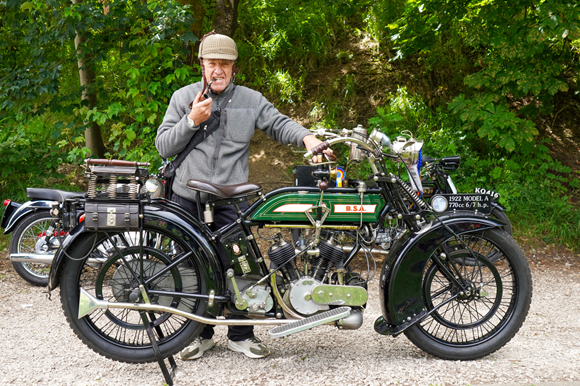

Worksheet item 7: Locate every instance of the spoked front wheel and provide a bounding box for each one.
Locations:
[59,226,208,363]
[404,229,532,360]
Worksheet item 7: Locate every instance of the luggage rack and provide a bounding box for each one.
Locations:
[84,158,150,200]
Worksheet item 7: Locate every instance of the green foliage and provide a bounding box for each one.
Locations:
[238,0,365,70]
[237,0,372,103]
[0,118,64,201]
[0,0,199,177]
[262,69,305,105]
[369,87,580,249]
[364,0,406,51]
[391,0,580,152]
[369,87,470,157]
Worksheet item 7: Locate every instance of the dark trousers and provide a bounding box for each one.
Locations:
[171,193,253,342]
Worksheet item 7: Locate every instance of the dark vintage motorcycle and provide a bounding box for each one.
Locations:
[1,189,85,286]
[1,168,165,286]
[48,128,532,385]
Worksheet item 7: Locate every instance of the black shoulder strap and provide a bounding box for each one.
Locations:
[168,85,236,174]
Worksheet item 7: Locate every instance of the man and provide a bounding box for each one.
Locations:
[156,33,329,360]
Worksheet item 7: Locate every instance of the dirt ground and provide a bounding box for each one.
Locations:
[247,130,299,190]
[0,247,579,386]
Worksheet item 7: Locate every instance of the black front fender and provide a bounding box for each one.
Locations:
[48,200,224,298]
[374,214,505,335]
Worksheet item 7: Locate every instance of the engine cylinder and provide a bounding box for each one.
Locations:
[312,239,346,281]
[318,239,346,266]
[268,239,294,268]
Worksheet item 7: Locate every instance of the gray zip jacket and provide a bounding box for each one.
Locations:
[156,82,312,202]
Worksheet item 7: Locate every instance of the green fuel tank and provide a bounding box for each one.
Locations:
[250,192,385,223]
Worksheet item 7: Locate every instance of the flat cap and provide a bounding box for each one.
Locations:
[199,34,238,61]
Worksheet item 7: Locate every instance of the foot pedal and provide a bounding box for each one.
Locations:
[269,306,351,338]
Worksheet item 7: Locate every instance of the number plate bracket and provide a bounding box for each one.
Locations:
[438,194,493,214]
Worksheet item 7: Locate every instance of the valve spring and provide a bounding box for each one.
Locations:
[87,175,97,198]
[311,256,329,281]
[108,174,118,199]
[395,175,427,210]
[128,176,138,199]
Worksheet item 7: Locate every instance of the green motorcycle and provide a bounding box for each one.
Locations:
[48,127,532,383]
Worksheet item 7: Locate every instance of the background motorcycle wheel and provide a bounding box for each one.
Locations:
[403,228,532,360]
[9,210,55,286]
[60,226,208,363]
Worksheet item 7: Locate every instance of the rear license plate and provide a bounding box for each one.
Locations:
[440,194,493,214]
[474,187,500,200]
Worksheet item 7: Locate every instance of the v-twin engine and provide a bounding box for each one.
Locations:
[267,234,367,329]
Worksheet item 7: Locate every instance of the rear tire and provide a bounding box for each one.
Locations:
[9,211,55,286]
[404,229,532,360]
[59,226,208,363]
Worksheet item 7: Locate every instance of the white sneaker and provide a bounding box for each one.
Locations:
[179,337,215,360]
[227,336,271,358]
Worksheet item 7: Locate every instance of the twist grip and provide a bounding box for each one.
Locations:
[304,141,330,159]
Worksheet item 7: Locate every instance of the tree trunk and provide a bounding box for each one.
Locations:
[176,0,207,64]
[213,0,240,37]
[72,0,106,158]
[175,0,240,63]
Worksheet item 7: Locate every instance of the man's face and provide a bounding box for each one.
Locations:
[204,59,234,94]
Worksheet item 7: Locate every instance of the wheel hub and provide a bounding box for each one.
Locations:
[451,281,477,301]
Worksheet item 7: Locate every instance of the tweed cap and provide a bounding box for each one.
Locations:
[199,34,238,61]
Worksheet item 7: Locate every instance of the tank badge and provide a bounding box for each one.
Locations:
[232,243,241,255]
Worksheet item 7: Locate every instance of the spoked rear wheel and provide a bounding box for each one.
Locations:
[9,211,57,286]
[404,229,532,360]
[60,226,207,363]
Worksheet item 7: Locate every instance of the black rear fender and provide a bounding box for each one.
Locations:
[2,200,51,234]
[48,200,223,297]
[375,214,504,334]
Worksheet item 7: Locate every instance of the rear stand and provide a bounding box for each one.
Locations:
[139,311,178,386]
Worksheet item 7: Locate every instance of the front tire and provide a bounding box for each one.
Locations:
[59,226,208,363]
[404,229,532,360]
[9,211,56,286]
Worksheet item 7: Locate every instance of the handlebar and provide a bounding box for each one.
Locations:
[303,137,379,159]
[421,155,461,169]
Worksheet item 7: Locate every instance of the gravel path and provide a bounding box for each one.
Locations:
[1,253,579,386]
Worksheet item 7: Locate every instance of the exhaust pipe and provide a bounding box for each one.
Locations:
[341,245,389,255]
[10,254,106,265]
[10,253,55,264]
[78,288,294,327]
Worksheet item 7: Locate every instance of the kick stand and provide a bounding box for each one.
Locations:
[139,311,178,386]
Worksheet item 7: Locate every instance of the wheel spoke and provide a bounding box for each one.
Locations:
[418,232,517,344]
[78,228,202,348]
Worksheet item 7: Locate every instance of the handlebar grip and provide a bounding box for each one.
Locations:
[303,141,330,159]
[441,155,460,164]
[86,159,150,167]
[421,155,437,166]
